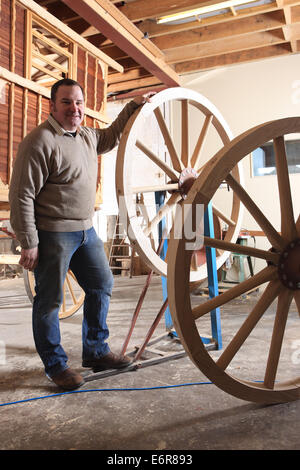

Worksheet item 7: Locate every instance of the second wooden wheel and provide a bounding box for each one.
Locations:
[23,269,85,320]
[167,117,300,404]
[116,87,243,282]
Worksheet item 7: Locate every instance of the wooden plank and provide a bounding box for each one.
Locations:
[107,75,162,93]
[108,67,152,85]
[88,0,165,60]
[175,43,291,74]
[62,0,180,87]
[0,254,20,264]
[8,84,15,183]
[165,29,286,64]
[10,0,16,74]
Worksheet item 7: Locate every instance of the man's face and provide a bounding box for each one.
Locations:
[50,85,84,131]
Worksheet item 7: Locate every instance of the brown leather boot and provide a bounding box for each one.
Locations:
[50,368,84,390]
[82,352,132,371]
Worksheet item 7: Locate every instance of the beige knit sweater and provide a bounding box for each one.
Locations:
[9,101,139,249]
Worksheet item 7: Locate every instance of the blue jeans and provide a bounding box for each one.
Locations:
[32,227,114,377]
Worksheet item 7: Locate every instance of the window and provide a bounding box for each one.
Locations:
[26,13,74,88]
[251,139,300,176]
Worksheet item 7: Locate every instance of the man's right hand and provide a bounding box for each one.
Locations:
[19,247,39,271]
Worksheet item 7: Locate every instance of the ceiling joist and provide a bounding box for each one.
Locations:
[33,0,300,96]
[61,0,181,87]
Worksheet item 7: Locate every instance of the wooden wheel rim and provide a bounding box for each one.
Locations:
[167,117,300,404]
[24,269,85,320]
[116,87,243,281]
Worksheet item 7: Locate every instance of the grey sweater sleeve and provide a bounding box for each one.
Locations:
[9,139,50,249]
[95,100,140,154]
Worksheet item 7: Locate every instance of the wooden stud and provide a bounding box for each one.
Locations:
[8,84,15,183]
[22,88,28,138]
[37,94,42,125]
[10,0,16,74]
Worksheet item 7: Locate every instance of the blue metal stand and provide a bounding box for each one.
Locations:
[204,203,222,350]
[155,192,222,350]
[154,192,173,331]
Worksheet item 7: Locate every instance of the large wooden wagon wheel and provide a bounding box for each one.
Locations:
[167,117,300,404]
[116,88,243,281]
[23,269,85,320]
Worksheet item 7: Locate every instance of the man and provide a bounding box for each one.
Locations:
[9,78,153,391]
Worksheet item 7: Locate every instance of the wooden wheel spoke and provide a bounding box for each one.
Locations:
[296,213,300,236]
[136,139,179,181]
[62,287,66,313]
[132,183,179,194]
[225,173,285,251]
[143,193,182,237]
[191,114,213,170]
[274,136,297,242]
[66,273,78,305]
[181,99,189,167]
[217,280,283,371]
[293,290,300,317]
[212,203,236,228]
[204,236,280,264]
[153,107,184,172]
[264,289,293,389]
[192,265,278,320]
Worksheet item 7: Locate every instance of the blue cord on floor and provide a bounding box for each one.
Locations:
[0,381,213,408]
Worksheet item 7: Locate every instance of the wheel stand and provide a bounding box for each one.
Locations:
[84,200,222,383]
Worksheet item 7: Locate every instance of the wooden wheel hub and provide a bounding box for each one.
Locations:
[178,167,198,199]
[278,239,300,290]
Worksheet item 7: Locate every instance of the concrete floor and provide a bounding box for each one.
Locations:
[0,274,299,451]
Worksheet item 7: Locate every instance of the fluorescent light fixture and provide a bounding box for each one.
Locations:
[157,0,258,24]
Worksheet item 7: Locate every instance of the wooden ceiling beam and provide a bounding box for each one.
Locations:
[61,0,180,87]
[108,67,152,85]
[152,11,287,50]
[276,0,300,50]
[175,43,292,73]
[291,4,300,20]
[107,75,162,93]
[164,28,287,63]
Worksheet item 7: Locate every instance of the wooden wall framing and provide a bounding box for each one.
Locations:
[0,0,112,205]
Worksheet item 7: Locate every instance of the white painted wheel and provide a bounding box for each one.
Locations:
[116,87,243,281]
